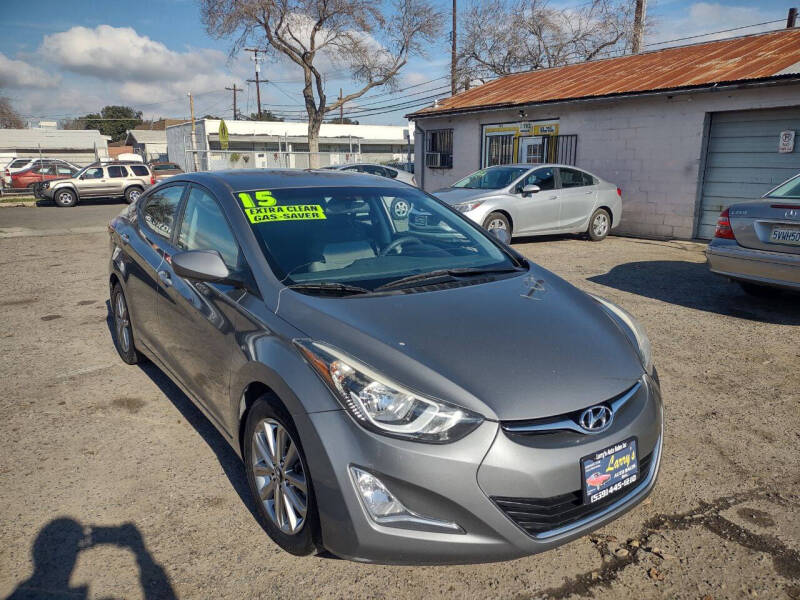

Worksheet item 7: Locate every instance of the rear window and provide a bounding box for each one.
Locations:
[10,159,29,168]
[130,165,150,176]
[766,176,800,200]
[153,164,178,171]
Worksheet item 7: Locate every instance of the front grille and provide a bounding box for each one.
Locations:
[492,452,653,536]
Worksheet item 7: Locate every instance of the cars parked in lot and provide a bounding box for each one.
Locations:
[9,163,79,192]
[706,173,800,295]
[150,162,184,181]
[3,158,80,188]
[429,164,621,241]
[323,162,416,186]
[42,161,155,207]
[107,169,662,564]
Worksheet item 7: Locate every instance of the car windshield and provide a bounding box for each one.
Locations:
[451,167,529,190]
[237,185,518,291]
[766,175,800,200]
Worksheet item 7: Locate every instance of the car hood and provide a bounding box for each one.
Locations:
[432,187,503,205]
[277,267,644,421]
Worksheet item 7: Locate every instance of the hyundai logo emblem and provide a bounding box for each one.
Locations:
[578,405,613,433]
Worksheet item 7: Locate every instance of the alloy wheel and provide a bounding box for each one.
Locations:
[487,218,507,231]
[251,419,308,535]
[114,292,131,353]
[57,191,73,206]
[128,189,141,202]
[592,213,609,237]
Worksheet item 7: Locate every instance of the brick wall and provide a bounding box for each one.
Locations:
[415,84,800,239]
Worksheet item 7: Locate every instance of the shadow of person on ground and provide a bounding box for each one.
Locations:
[104,301,258,523]
[5,518,176,600]
[588,260,800,325]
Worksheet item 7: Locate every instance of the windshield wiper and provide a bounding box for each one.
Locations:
[287,282,371,296]
[375,266,523,291]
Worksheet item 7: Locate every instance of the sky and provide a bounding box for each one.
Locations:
[0,0,795,127]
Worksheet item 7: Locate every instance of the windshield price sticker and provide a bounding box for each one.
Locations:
[238,191,326,223]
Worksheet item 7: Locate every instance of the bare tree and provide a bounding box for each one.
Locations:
[0,96,24,129]
[458,0,640,83]
[202,0,441,165]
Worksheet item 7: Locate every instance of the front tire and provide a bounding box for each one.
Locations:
[244,396,319,556]
[125,186,143,204]
[483,211,512,238]
[110,283,143,364]
[54,188,77,207]
[587,208,611,241]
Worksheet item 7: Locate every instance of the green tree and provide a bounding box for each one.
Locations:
[76,105,143,141]
[248,111,284,122]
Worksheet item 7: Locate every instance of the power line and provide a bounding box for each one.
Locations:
[645,19,785,47]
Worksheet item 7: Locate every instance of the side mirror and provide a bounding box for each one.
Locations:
[521,184,540,197]
[490,228,511,244]
[172,250,230,282]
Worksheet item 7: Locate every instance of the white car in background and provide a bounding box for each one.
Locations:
[323,163,416,186]
[430,164,622,241]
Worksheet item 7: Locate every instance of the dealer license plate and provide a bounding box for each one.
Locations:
[770,226,800,246]
[581,438,639,505]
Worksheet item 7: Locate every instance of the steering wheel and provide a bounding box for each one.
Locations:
[379,236,425,257]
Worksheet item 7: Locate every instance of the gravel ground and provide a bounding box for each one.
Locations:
[1,204,798,599]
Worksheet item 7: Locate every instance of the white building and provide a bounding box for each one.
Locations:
[409,28,800,239]
[167,119,414,172]
[125,129,169,162]
[0,129,110,167]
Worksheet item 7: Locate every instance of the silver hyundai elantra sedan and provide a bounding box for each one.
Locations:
[107,169,662,564]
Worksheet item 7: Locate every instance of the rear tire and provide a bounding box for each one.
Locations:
[54,188,77,207]
[243,396,320,556]
[110,283,143,364]
[483,211,512,238]
[125,186,143,204]
[587,208,611,241]
[739,281,779,297]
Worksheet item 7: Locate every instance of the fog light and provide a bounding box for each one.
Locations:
[349,466,463,533]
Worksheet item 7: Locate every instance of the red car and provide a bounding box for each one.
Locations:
[10,163,79,191]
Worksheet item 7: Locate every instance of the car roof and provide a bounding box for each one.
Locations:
[175,168,410,192]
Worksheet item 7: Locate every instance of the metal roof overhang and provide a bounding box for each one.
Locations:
[407,74,800,120]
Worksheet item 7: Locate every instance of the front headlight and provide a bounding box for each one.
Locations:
[295,340,483,443]
[590,295,653,373]
[454,200,484,213]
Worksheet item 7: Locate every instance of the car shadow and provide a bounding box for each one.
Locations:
[103,302,259,523]
[36,197,126,207]
[587,260,800,325]
[5,517,176,600]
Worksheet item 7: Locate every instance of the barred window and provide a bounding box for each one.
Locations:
[425,129,453,168]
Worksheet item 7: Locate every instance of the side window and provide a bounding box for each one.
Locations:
[130,165,149,177]
[363,165,386,177]
[107,165,128,178]
[176,187,241,269]
[560,168,592,188]
[141,185,185,239]
[83,167,104,179]
[58,167,75,176]
[521,167,556,191]
[385,168,398,179]
[342,165,360,172]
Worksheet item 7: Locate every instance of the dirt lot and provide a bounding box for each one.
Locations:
[1,203,799,600]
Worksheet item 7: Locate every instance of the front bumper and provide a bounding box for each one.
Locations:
[706,239,800,290]
[297,375,663,564]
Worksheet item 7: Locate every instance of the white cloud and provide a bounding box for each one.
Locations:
[0,52,58,88]
[41,25,228,83]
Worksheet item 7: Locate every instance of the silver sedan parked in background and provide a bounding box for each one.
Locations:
[324,163,416,186]
[431,165,622,241]
[706,173,800,295]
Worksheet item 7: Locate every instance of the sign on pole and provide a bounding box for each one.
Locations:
[779,130,795,154]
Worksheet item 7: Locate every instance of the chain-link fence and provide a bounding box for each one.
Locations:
[182,150,408,172]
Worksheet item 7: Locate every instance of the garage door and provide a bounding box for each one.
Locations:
[697,107,800,239]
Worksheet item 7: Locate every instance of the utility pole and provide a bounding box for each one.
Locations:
[632,0,647,54]
[788,7,798,28]
[339,88,343,123]
[188,92,199,172]
[244,48,265,119]
[451,0,457,96]
[225,84,243,120]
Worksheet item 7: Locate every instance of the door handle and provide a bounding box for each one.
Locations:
[158,270,172,287]
[120,233,130,244]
